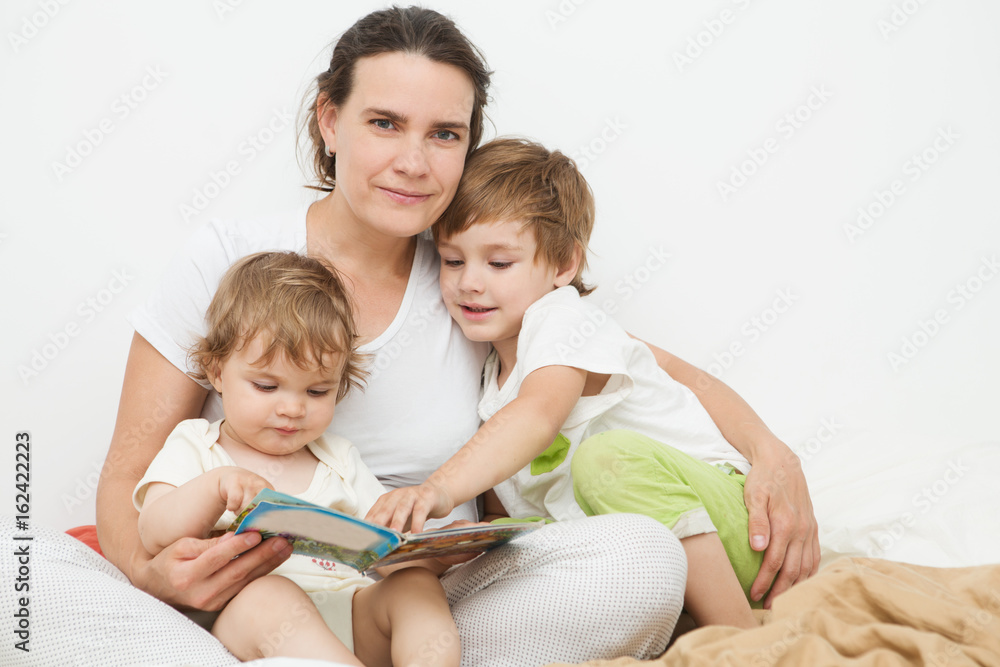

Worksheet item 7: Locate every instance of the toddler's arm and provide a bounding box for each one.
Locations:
[137,466,272,555]
[367,364,586,532]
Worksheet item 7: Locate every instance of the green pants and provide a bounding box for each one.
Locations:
[571,430,764,607]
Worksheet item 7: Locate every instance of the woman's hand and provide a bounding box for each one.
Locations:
[635,337,820,607]
[134,531,293,611]
[743,442,820,608]
[97,333,292,611]
[366,481,456,533]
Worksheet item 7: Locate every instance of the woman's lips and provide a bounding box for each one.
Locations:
[380,186,430,205]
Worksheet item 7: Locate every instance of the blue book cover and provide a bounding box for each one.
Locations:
[229,489,541,571]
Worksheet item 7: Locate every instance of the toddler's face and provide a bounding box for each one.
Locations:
[209,336,341,457]
[437,220,567,352]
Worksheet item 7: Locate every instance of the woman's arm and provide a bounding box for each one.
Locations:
[638,337,820,607]
[365,364,587,533]
[96,333,292,611]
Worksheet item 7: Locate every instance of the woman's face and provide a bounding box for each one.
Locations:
[320,52,475,240]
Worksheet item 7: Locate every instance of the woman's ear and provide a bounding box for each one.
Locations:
[553,245,584,288]
[317,94,338,156]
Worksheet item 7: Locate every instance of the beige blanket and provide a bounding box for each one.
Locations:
[549,558,1000,666]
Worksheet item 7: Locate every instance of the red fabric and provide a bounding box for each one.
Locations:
[66,524,104,558]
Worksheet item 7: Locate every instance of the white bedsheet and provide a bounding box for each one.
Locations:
[806,429,997,569]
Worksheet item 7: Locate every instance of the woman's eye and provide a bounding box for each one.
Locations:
[434,129,459,141]
[252,382,276,392]
[372,118,395,130]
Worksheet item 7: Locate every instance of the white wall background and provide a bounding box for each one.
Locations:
[2,1,998,540]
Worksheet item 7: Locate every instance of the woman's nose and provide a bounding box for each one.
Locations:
[393,137,429,177]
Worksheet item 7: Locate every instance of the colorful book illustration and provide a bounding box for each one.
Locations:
[228,489,542,572]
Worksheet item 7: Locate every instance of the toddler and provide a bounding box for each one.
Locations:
[134,251,460,665]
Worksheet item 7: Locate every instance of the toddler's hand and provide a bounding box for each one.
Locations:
[217,467,273,514]
[366,482,455,533]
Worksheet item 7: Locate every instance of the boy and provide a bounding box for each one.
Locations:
[368,138,763,629]
[134,251,460,665]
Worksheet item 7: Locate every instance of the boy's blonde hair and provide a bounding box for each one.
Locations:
[434,137,595,295]
[189,251,365,401]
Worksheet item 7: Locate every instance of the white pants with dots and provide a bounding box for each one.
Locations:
[1,513,685,667]
[442,513,686,666]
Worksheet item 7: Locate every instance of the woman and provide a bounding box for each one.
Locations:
[90,6,816,665]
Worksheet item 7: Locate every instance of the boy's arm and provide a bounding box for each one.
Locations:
[635,335,820,606]
[138,467,272,555]
[366,364,587,532]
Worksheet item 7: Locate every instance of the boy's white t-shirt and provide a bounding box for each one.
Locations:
[480,286,751,521]
[129,205,490,525]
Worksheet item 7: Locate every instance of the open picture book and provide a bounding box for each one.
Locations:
[228,489,542,571]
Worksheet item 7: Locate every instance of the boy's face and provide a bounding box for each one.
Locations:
[437,220,572,353]
[208,335,341,457]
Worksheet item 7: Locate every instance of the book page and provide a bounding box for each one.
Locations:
[375,523,541,567]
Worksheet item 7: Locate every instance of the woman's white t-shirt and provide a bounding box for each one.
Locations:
[129,203,489,524]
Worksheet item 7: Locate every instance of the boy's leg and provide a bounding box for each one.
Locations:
[211,574,362,664]
[680,532,758,628]
[352,567,460,667]
[440,513,685,666]
[572,429,764,602]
